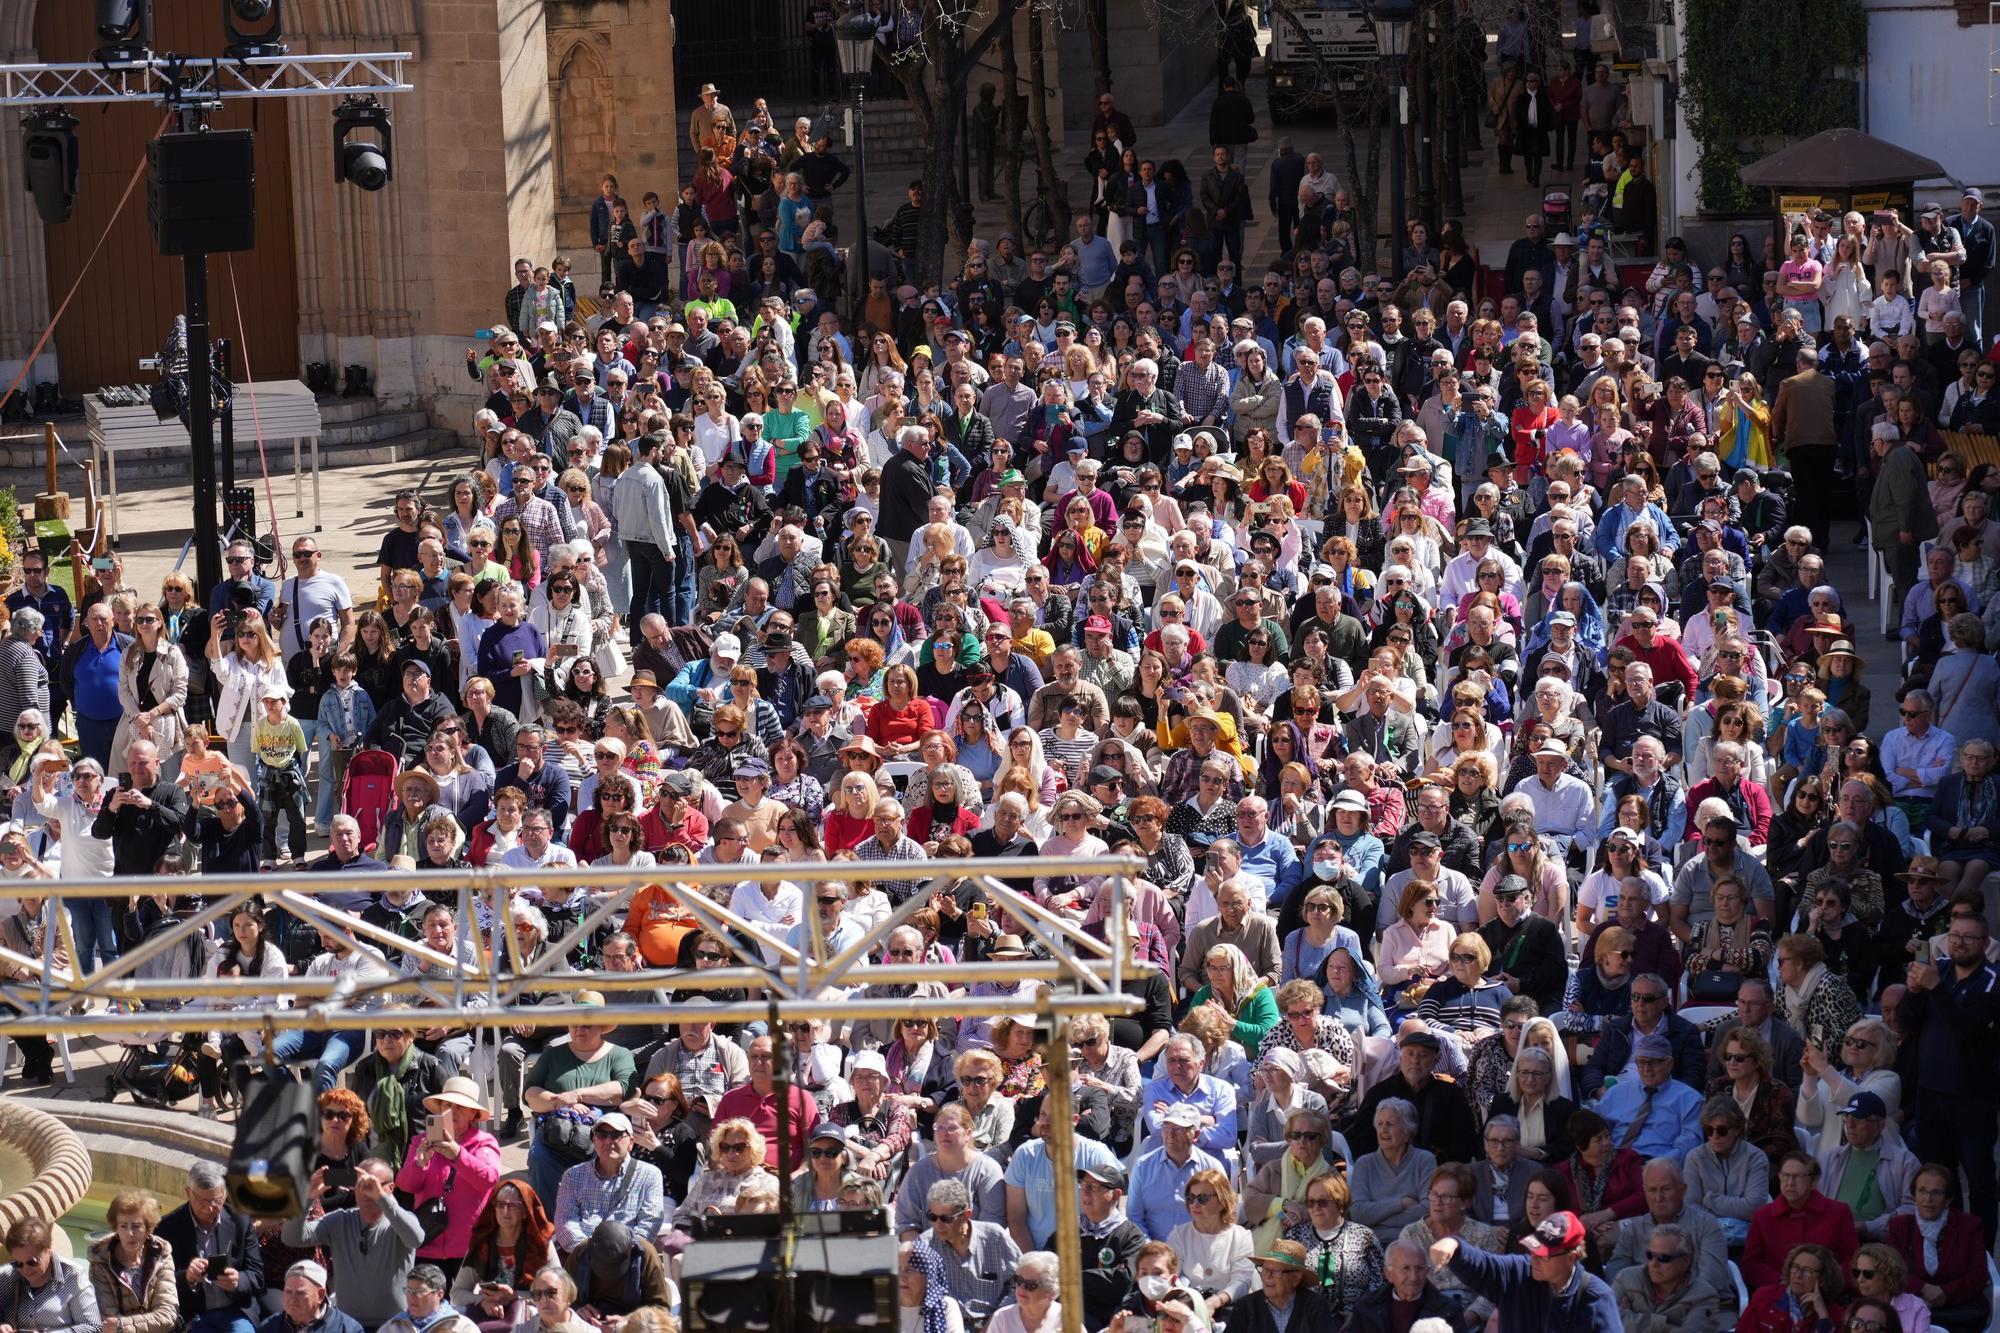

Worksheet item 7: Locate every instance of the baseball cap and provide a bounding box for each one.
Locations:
[850,1050,889,1079]
[1161,1102,1204,1129]
[1633,1033,1673,1061]
[595,1111,634,1134]
[1520,1211,1587,1256]
[1080,1161,1128,1189]
[711,632,742,660]
[289,1261,329,1288]
[1399,1027,1442,1050]
[1840,1090,1888,1119]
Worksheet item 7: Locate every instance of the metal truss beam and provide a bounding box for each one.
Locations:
[0,856,1153,1036]
[0,53,413,109]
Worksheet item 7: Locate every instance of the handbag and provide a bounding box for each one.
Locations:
[537,1109,596,1165]
[414,1166,456,1244]
[1687,970,1741,1004]
[594,633,628,681]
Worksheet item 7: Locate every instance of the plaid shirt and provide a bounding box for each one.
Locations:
[551,1154,669,1251]
[1176,360,1232,423]
[854,832,928,904]
[493,494,565,564]
[924,1222,1020,1323]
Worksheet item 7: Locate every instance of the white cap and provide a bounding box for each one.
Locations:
[712,633,742,661]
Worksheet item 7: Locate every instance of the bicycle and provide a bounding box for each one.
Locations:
[1019,179,1073,250]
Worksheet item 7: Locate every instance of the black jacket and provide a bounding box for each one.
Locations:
[1049,1219,1147,1331]
[1346,1280,1454,1333]
[157,1200,266,1317]
[92,780,194,876]
[1222,1286,1341,1333]
[1478,910,1570,1018]
[878,449,935,544]
[1344,1071,1479,1165]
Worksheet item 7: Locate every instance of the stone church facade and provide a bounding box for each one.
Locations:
[0,0,675,431]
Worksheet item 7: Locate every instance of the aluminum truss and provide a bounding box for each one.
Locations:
[0,53,413,109]
[0,855,1148,1036]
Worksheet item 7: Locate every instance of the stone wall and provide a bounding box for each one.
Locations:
[546,1,681,259]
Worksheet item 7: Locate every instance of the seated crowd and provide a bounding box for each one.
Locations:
[8,70,2000,1333]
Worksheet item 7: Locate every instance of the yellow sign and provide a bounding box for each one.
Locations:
[1779,194,1833,214]
[1851,191,1891,212]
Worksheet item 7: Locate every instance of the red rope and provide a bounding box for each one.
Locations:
[222,253,288,577]
[0,113,172,419]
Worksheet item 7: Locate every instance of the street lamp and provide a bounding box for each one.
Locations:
[1367,0,1413,277]
[835,1,876,322]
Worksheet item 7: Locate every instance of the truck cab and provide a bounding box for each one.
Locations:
[1267,0,1381,122]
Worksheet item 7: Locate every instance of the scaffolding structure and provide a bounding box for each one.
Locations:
[0,855,1149,1333]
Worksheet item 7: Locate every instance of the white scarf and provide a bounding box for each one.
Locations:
[1916,1212,1947,1273]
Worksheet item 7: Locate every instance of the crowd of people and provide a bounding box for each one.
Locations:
[5,14,2000,1333]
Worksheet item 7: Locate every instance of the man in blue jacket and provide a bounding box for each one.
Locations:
[1431,1211,1621,1333]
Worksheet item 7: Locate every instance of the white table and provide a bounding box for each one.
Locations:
[87,378,324,544]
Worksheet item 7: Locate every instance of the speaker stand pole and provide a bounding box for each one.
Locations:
[218,337,235,498]
[185,251,222,596]
[769,1000,796,1333]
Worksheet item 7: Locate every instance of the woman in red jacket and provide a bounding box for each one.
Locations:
[1509,377,1561,485]
[1557,1107,1646,1250]
[1742,1153,1861,1291]
[1735,1241,1846,1333]
[1887,1163,1991,1317]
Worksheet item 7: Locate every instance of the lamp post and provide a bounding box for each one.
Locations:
[835,2,875,324]
[1367,0,1413,277]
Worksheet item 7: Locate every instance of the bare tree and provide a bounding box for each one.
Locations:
[884,0,1031,286]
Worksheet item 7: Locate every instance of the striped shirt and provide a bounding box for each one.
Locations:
[923,1222,1021,1323]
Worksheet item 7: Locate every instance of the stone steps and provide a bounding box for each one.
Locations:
[0,418,461,493]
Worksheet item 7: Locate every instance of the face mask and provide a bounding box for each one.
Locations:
[1138,1274,1172,1301]
[1313,857,1343,881]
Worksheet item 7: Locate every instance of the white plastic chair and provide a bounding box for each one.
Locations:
[1983,1255,2000,1333]
[1731,1261,1750,1314]
[0,1032,75,1087]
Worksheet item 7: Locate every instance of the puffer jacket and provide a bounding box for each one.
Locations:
[88,1232,180,1333]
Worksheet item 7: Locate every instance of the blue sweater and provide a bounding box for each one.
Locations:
[1447,1244,1622,1333]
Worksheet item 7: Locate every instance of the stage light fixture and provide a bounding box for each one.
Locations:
[225,1075,316,1219]
[332,96,391,190]
[224,0,287,59]
[94,0,153,63]
[21,110,80,226]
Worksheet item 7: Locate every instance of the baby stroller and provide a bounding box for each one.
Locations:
[1541,188,1572,234]
[341,748,400,853]
[100,899,208,1111]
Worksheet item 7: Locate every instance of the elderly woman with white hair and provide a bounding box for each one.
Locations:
[1349,1097,1439,1243]
[984,1250,1061,1333]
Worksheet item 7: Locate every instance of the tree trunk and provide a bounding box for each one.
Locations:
[892,0,1028,289]
[1087,0,1112,97]
[1027,4,1059,202]
[1000,16,1024,238]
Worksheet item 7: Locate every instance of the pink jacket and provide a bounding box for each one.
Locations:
[395,1127,503,1260]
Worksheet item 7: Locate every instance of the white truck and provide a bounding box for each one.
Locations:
[1266,0,1381,122]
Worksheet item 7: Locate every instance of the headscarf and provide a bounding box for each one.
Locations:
[1258,719,1321,793]
[1522,580,1608,663]
[902,1241,953,1333]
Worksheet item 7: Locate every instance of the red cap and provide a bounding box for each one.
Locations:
[1520,1211,1586,1257]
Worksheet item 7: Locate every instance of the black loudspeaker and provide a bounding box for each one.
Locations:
[682,1216,898,1332]
[225,1075,315,1219]
[148,130,256,255]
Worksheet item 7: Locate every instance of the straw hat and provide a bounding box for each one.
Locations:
[423,1076,490,1119]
